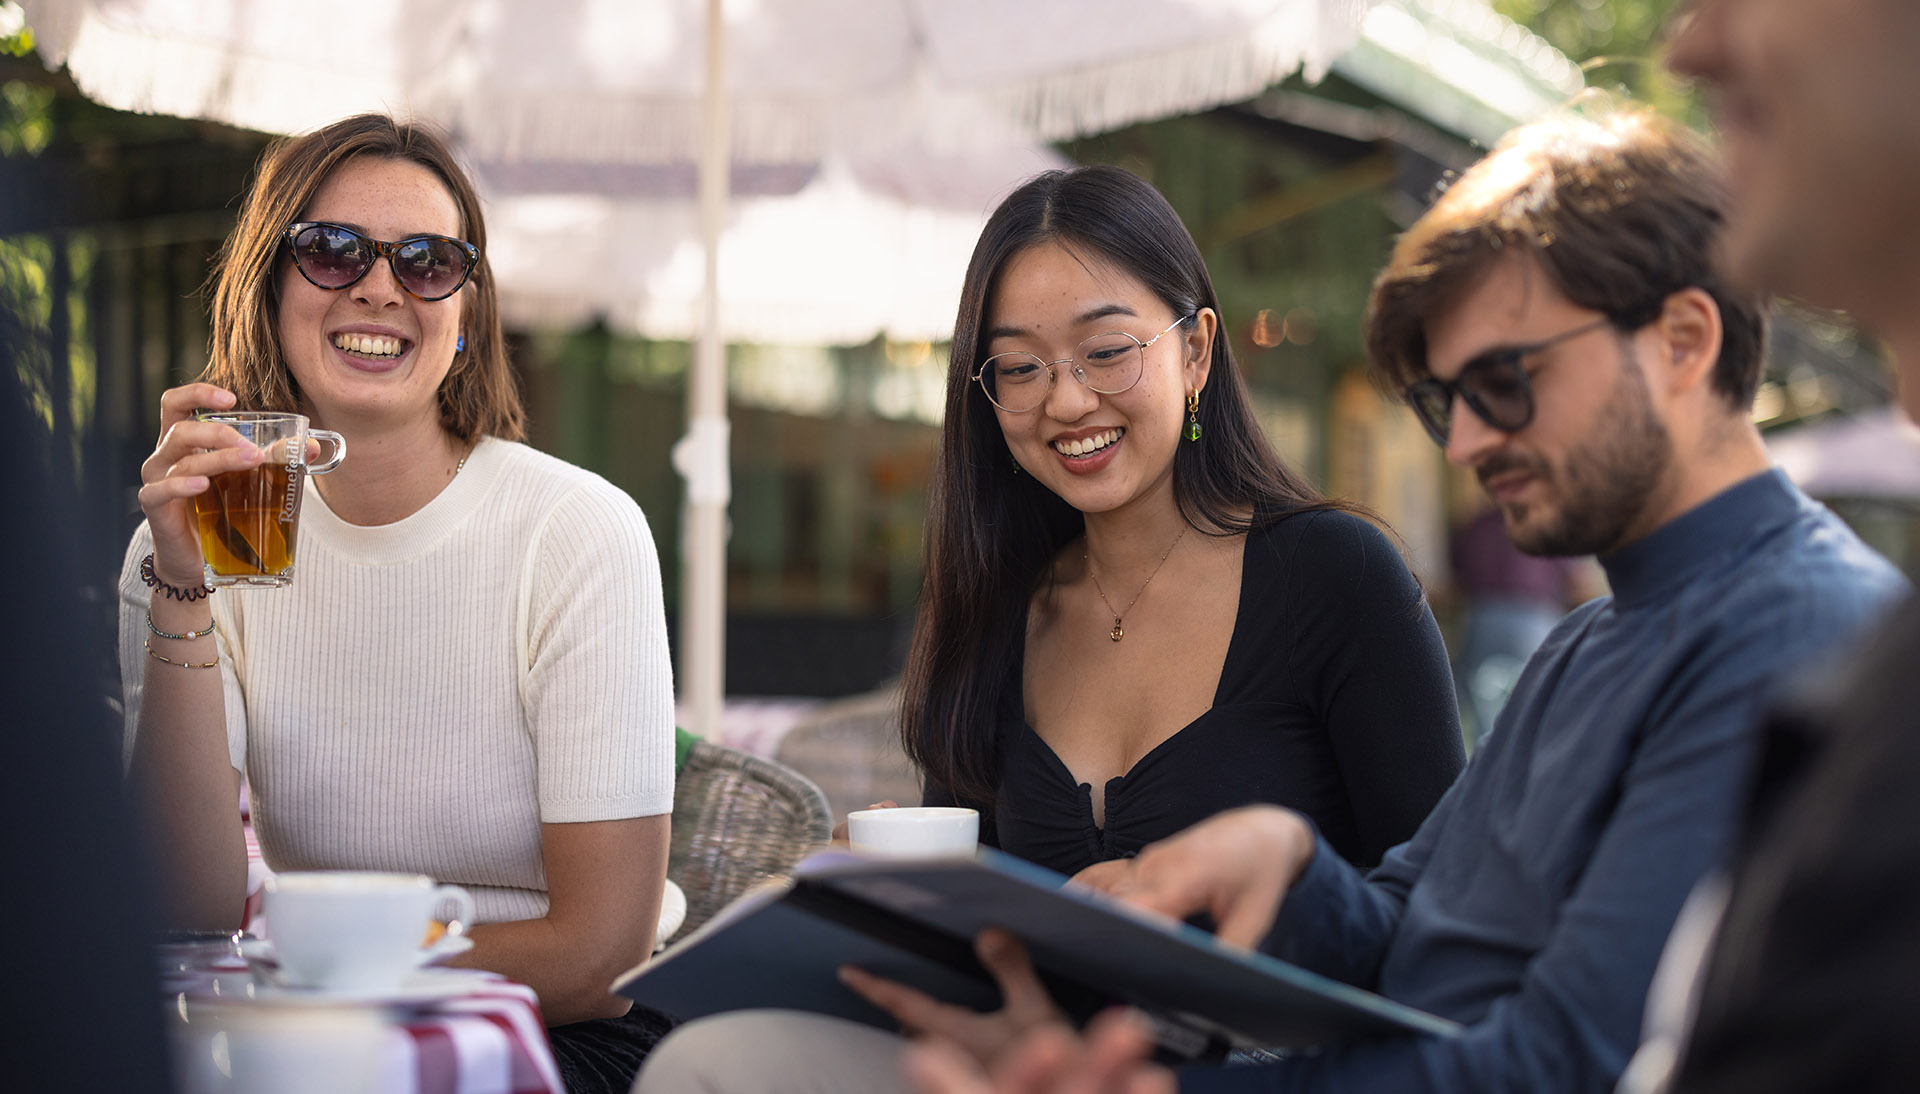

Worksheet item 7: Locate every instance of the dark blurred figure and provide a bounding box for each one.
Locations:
[1447,505,1588,744]
[1627,2,1920,1091]
[1,343,172,1086]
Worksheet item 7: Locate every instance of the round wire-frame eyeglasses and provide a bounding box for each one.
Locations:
[971,314,1194,414]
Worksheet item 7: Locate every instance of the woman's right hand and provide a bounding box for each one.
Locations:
[137,384,262,587]
[831,800,900,844]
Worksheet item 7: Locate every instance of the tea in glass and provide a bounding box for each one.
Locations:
[192,411,344,588]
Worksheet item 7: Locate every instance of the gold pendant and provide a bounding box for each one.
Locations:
[1110,618,1124,642]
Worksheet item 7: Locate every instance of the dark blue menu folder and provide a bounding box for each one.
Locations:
[614,848,1457,1060]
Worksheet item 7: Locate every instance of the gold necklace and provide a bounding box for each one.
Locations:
[1085,524,1189,642]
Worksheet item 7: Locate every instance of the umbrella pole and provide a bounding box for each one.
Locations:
[679,0,730,740]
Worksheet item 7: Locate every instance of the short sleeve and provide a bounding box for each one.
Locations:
[521,478,676,822]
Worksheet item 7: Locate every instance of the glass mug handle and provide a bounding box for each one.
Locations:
[306,430,346,475]
[432,884,476,937]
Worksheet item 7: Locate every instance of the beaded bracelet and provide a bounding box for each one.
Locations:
[141,553,212,602]
[145,638,218,669]
[146,608,215,641]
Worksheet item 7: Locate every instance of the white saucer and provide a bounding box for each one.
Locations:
[240,933,474,970]
[419,934,476,965]
[241,967,495,1008]
[655,879,688,949]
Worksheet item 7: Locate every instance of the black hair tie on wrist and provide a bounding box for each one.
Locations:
[140,553,213,602]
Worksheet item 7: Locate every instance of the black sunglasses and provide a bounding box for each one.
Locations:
[283,222,480,302]
[1405,318,1614,446]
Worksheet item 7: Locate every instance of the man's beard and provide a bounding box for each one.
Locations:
[1483,352,1673,558]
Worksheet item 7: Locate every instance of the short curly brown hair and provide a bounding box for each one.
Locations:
[1367,107,1767,412]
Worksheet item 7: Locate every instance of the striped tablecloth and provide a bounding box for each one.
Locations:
[160,949,565,1094]
[191,811,564,1093]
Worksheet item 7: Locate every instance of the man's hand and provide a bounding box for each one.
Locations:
[903,1009,1175,1094]
[1070,806,1318,949]
[841,928,1064,1067]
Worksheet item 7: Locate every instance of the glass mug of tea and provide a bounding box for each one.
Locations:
[192,411,344,588]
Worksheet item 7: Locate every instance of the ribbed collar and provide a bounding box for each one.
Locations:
[1601,468,1805,611]
[299,436,504,564]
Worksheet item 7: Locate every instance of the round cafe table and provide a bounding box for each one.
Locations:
[218,815,684,1093]
[158,939,566,1094]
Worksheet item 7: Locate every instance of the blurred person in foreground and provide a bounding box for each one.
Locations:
[2,353,172,1090]
[888,108,1906,1094]
[1609,3,1920,1091]
[636,161,1467,1093]
[120,113,675,1093]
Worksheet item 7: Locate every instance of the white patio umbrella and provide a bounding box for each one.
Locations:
[24,0,1376,166]
[481,140,1065,344]
[23,0,1383,738]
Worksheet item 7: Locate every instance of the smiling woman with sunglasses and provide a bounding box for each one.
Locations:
[116,114,676,1093]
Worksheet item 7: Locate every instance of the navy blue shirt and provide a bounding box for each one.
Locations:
[1181,470,1907,1093]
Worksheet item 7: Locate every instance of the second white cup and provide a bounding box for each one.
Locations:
[846,806,980,858]
[264,871,474,991]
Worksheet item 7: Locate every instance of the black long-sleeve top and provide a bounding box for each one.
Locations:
[926,509,1466,874]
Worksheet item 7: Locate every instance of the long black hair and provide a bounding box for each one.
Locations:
[899,165,1334,806]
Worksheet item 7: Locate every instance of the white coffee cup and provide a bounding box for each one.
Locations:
[264,871,474,991]
[846,807,980,858]
[176,1006,388,1094]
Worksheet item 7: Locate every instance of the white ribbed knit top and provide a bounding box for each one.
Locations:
[118,437,676,923]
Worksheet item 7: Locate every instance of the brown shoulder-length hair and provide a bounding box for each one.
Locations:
[204,113,525,442]
[1367,106,1767,411]
[900,165,1336,808]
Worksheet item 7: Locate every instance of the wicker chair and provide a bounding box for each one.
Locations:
[773,684,921,823]
[665,738,833,946]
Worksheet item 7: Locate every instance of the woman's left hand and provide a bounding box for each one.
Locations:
[903,1008,1174,1094]
[831,799,900,845]
[840,928,1066,1068]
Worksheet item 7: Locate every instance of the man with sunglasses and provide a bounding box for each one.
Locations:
[902,109,1905,1094]
[1615,2,1920,1091]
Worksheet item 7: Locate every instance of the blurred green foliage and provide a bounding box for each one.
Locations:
[0,19,31,58]
[0,232,99,446]
[1,79,53,155]
[2,237,52,429]
[0,5,55,426]
[1493,0,1681,63]
[1492,0,1698,117]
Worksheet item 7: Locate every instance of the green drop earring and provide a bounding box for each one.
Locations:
[1186,390,1202,442]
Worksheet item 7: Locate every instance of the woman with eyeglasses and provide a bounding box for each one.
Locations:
[634,164,1467,1093]
[118,115,674,1092]
[895,164,1465,879]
